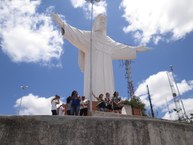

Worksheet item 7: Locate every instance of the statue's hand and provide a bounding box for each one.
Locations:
[61,27,65,35]
[52,13,65,29]
[136,46,149,52]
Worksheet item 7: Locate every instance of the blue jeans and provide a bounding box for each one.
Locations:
[71,105,80,115]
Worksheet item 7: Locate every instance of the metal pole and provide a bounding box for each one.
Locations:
[146,85,154,118]
[89,0,94,114]
[18,85,28,115]
[86,0,101,114]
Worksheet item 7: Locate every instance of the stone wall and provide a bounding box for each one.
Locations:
[0,115,193,145]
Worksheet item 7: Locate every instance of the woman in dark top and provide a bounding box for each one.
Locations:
[112,91,123,113]
[92,92,106,111]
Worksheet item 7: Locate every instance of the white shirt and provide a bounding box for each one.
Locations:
[51,100,59,110]
[80,99,88,109]
[58,106,65,116]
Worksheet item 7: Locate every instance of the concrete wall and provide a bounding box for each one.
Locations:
[0,115,193,145]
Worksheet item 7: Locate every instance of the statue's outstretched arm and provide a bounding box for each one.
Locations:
[52,13,89,53]
[135,46,149,52]
[52,13,65,29]
[106,37,148,60]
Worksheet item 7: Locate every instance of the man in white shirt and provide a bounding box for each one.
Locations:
[51,95,60,115]
[80,96,88,116]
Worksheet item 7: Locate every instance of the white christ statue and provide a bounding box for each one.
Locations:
[53,13,148,100]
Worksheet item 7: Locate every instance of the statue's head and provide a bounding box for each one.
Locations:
[93,14,106,35]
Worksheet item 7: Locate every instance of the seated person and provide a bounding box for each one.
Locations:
[92,92,106,111]
[105,92,113,112]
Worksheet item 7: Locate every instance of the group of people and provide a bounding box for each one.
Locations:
[51,90,124,116]
[66,90,89,116]
[92,91,123,113]
[51,91,89,116]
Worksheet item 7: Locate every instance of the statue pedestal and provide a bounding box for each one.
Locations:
[88,101,98,111]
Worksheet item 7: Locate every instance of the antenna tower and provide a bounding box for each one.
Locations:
[166,65,187,121]
[165,97,172,120]
[124,60,135,99]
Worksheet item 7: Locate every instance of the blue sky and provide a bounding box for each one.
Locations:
[0,0,193,119]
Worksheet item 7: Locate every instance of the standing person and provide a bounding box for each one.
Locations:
[112,91,123,113]
[92,92,106,111]
[80,96,89,116]
[66,96,72,115]
[71,90,80,115]
[51,95,60,115]
[58,103,65,116]
[105,92,112,112]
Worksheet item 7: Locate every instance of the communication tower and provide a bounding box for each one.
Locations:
[166,65,187,120]
[124,60,135,99]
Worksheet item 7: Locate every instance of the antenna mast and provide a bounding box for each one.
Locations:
[124,60,135,99]
[147,84,154,117]
[166,65,187,121]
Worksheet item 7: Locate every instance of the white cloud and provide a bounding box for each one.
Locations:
[162,98,193,120]
[135,71,193,120]
[14,93,64,115]
[0,0,64,66]
[71,0,85,8]
[15,93,52,115]
[70,0,107,18]
[135,71,171,108]
[120,0,193,44]
[177,80,193,95]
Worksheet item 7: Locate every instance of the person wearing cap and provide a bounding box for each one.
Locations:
[51,95,60,115]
